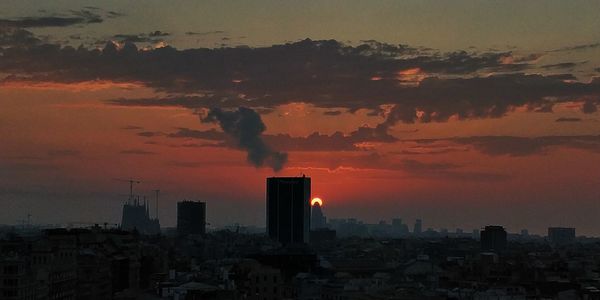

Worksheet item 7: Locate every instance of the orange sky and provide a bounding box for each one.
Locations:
[2,1,600,235]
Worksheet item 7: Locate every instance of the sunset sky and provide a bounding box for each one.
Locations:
[2,1,600,235]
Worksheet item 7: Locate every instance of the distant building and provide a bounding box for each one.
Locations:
[548,227,575,245]
[266,176,311,245]
[392,218,409,237]
[413,219,422,236]
[177,201,207,236]
[480,226,507,251]
[121,197,160,235]
[310,201,326,230]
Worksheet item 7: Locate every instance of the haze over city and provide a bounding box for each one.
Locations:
[2,0,600,236]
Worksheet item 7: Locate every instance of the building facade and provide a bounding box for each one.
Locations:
[266,176,311,245]
[177,201,207,236]
[481,225,508,251]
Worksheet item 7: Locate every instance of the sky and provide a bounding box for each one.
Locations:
[1,1,600,235]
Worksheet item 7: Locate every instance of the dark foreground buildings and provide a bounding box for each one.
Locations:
[266,176,311,245]
[480,225,508,251]
[548,227,576,245]
[177,201,206,236]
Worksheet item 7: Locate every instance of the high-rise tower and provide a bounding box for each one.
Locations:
[177,201,206,236]
[266,176,311,245]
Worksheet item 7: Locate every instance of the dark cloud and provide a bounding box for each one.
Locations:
[582,100,598,114]
[119,149,156,155]
[137,131,164,137]
[149,31,169,37]
[167,128,225,141]
[292,154,510,181]
[112,31,169,43]
[392,147,468,155]
[167,121,397,152]
[399,159,511,181]
[106,11,125,19]
[3,37,600,132]
[555,117,582,122]
[202,107,288,171]
[323,110,342,116]
[47,149,80,157]
[0,28,41,47]
[120,125,143,130]
[550,42,600,53]
[411,135,600,156]
[185,30,225,36]
[511,53,543,63]
[540,62,579,70]
[0,10,103,28]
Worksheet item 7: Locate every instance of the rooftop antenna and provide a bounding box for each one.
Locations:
[153,189,160,220]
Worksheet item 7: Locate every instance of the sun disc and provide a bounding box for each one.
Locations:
[311,197,323,206]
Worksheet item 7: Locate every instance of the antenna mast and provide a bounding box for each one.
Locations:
[153,189,160,220]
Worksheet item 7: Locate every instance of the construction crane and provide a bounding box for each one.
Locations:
[113,178,141,202]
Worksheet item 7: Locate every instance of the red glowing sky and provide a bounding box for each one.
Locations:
[2,1,600,235]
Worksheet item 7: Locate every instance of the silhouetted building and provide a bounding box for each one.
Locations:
[177,201,206,236]
[121,197,160,235]
[413,219,422,236]
[548,227,575,245]
[266,176,311,245]
[481,225,507,251]
[310,201,326,229]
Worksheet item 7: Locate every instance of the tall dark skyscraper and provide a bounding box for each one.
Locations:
[481,225,507,251]
[266,176,311,245]
[177,201,206,236]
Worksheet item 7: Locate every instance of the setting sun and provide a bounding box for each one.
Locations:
[311,197,323,206]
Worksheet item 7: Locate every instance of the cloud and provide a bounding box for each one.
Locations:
[167,128,226,141]
[149,31,169,37]
[323,110,342,116]
[112,31,169,43]
[0,28,42,47]
[185,30,225,36]
[47,149,80,157]
[136,131,164,137]
[120,125,143,130]
[411,135,600,156]
[0,10,103,28]
[3,36,600,133]
[550,42,600,53]
[167,120,397,152]
[582,100,598,114]
[119,149,156,155]
[540,62,580,70]
[202,107,288,171]
[555,117,582,122]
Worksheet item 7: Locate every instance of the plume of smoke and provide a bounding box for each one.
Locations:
[203,107,288,171]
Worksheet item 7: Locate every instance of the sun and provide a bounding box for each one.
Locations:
[311,197,323,206]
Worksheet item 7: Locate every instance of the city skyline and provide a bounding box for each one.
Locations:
[3,1,600,235]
